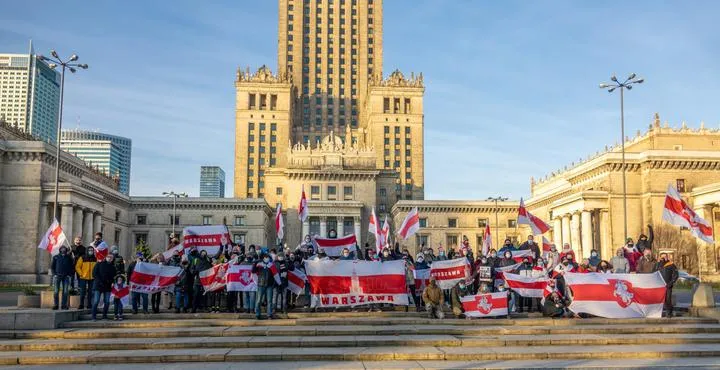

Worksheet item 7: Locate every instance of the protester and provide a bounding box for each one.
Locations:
[126,253,149,314]
[253,253,277,319]
[422,277,444,319]
[111,247,126,276]
[635,225,654,253]
[543,292,570,318]
[241,253,256,313]
[657,253,679,317]
[623,239,641,272]
[546,244,560,270]
[519,235,541,260]
[498,239,515,256]
[275,252,292,314]
[450,280,470,318]
[577,258,592,273]
[191,249,213,312]
[91,253,116,321]
[51,245,74,310]
[112,275,127,321]
[610,248,630,273]
[588,249,601,268]
[149,253,164,313]
[636,249,657,274]
[71,236,86,289]
[175,258,192,313]
[75,246,96,309]
[559,243,575,261]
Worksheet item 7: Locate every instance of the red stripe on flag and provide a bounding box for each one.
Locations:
[358,274,407,294]
[130,270,157,285]
[307,275,352,294]
[506,280,547,290]
[571,283,666,305]
[288,272,305,288]
[314,234,357,247]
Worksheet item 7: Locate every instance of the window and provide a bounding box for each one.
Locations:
[134,233,148,246]
[234,216,245,226]
[676,179,686,192]
[508,219,517,228]
[249,94,256,109]
[202,216,213,225]
[275,187,283,195]
[233,234,246,244]
[343,186,353,200]
[169,215,180,225]
[419,218,427,228]
[383,98,390,113]
[115,211,120,221]
[327,185,337,200]
[379,203,386,212]
[136,215,147,225]
[114,228,121,244]
[417,234,428,248]
[311,185,321,200]
[446,235,458,247]
[477,218,488,227]
[448,218,458,228]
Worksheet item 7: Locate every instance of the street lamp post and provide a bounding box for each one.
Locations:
[37,51,88,222]
[487,196,509,250]
[163,191,188,236]
[599,74,644,242]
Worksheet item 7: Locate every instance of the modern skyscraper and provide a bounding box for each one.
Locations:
[0,42,61,143]
[200,166,226,198]
[61,130,132,195]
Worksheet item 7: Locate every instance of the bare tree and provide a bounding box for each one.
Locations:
[652,223,699,274]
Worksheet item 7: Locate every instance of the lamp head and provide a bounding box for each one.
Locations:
[50,50,59,59]
[69,54,78,62]
[47,63,57,69]
[608,87,616,93]
[599,83,609,88]
[78,64,88,69]
[69,67,76,74]
[625,85,632,90]
[627,73,636,80]
[610,75,618,82]
[635,78,644,84]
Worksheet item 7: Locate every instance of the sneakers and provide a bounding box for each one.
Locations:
[78,305,84,310]
[114,316,119,321]
[118,316,124,321]
[51,306,59,310]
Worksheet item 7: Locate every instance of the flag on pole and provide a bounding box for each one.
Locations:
[312,234,358,257]
[287,269,307,295]
[541,236,553,256]
[662,184,714,244]
[517,198,550,235]
[298,185,309,222]
[397,207,420,240]
[37,219,67,256]
[275,203,284,241]
[482,223,492,256]
[381,216,390,249]
[369,207,382,253]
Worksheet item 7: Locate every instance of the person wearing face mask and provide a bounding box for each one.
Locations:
[274,252,292,314]
[402,255,418,312]
[519,235,541,260]
[253,253,278,319]
[339,248,354,261]
[546,244,560,270]
[191,250,213,313]
[422,277,445,319]
[636,249,658,274]
[559,243,576,262]
[380,248,394,262]
[70,236,86,289]
[126,253,149,314]
[657,253,679,317]
[51,245,75,310]
[240,253,257,313]
[423,248,436,264]
[516,257,535,313]
[623,238,641,272]
[75,247,97,309]
[173,258,191,313]
[111,247,126,275]
[436,247,448,261]
[498,239,516,257]
[588,249,601,268]
[487,249,499,268]
[635,225,654,254]
[112,275,127,321]
[577,258,592,273]
[474,255,493,293]
[91,254,117,321]
[450,279,470,318]
[596,260,613,273]
[610,248,630,273]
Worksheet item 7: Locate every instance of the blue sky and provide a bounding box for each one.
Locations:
[2,1,719,199]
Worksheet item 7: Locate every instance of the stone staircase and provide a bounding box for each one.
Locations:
[1,312,720,368]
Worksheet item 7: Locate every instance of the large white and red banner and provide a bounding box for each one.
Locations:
[199,263,229,293]
[312,234,357,257]
[111,284,130,306]
[305,260,408,307]
[430,257,471,290]
[413,268,431,294]
[226,264,257,292]
[182,225,230,256]
[397,207,420,240]
[130,262,182,294]
[663,184,714,243]
[503,272,549,298]
[287,269,307,295]
[518,198,550,235]
[565,272,667,318]
[461,292,509,318]
[37,219,67,256]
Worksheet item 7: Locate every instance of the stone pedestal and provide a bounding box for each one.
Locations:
[17,295,41,308]
[692,283,717,308]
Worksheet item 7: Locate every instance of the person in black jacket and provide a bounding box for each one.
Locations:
[253,253,277,319]
[51,245,75,310]
[191,250,213,313]
[519,235,542,260]
[635,225,654,253]
[657,253,679,317]
[91,254,117,320]
[126,254,149,314]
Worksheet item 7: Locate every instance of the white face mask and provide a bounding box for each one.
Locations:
[343,253,349,257]
[263,258,270,263]
[383,252,389,257]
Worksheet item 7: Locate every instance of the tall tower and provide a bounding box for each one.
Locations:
[278,0,383,140]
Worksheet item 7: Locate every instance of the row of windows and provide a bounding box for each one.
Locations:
[416,218,517,229]
[136,214,247,227]
[247,122,277,131]
[309,184,354,200]
[248,94,278,111]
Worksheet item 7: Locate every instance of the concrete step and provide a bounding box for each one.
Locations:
[1,344,720,365]
[10,323,720,340]
[3,333,720,352]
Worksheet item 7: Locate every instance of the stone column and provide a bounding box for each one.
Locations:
[93,213,102,237]
[337,216,344,237]
[599,209,611,259]
[60,204,74,245]
[570,212,581,253]
[319,216,327,239]
[302,219,310,239]
[553,217,562,247]
[354,216,362,245]
[561,215,571,247]
[581,210,593,259]
[83,210,94,244]
[73,207,84,241]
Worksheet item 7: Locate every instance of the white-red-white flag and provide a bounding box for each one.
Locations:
[397,207,420,240]
[369,208,382,253]
[305,259,408,307]
[182,225,231,256]
[129,262,182,294]
[381,216,390,249]
[518,198,550,235]
[275,203,284,241]
[162,243,184,261]
[94,241,109,261]
[541,236,553,257]
[226,264,257,292]
[482,223,492,256]
[312,234,358,257]
[511,249,534,263]
[565,272,666,318]
[494,262,521,282]
[37,219,67,256]
[413,268,431,295]
[430,257,471,290]
[199,263,229,293]
[461,292,509,318]
[298,185,309,222]
[503,272,549,298]
[111,284,130,306]
[255,261,282,286]
[663,184,714,243]
[287,269,307,295]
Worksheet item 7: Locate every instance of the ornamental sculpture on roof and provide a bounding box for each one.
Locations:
[288,129,376,170]
[371,69,424,88]
[236,65,290,83]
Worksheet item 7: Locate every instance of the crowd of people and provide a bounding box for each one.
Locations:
[50,224,680,321]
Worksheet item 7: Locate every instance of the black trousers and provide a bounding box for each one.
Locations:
[151,293,161,312]
[664,286,673,313]
[193,286,205,310]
